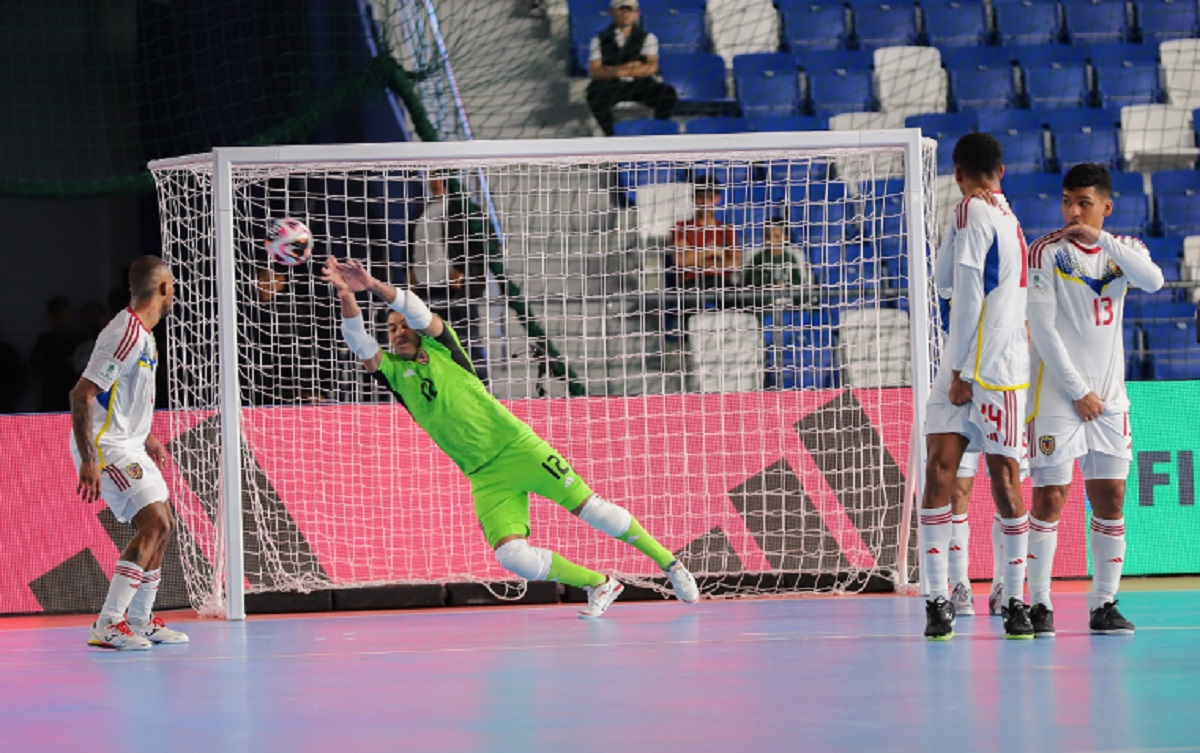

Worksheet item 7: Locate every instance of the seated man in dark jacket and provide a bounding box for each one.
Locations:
[585,0,678,136]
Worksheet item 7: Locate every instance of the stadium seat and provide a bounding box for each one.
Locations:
[686,311,764,393]
[808,68,877,116]
[570,15,612,75]
[685,116,751,133]
[690,161,753,184]
[727,182,785,207]
[1004,172,1064,200]
[1087,42,1160,66]
[1125,297,1193,321]
[838,309,911,387]
[1062,0,1131,44]
[1151,169,1200,197]
[1043,107,1122,131]
[862,178,906,240]
[781,4,850,52]
[1109,170,1146,196]
[642,9,708,54]
[619,161,685,189]
[798,49,874,72]
[1148,351,1200,380]
[737,70,803,116]
[996,129,1049,173]
[949,64,1019,110]
[827,111,905,130]
[658,53,731,105]
[765,160,832,184]
[1143,319,1198,350]
[941,46,1014,71]
[1105,191,1151,236]
[995,0,1063,47]
[1013,198,1066,239]
[1120,104,1200,172]
[732,52,796,80]
[1134,0,1200,43]
[745,113,829,131]
[1182,235,1200,302]
[1013,45,1091,69]
[1052,126,1121,170]
[763,314,838,389]
[922,0,990,48]
[709,0,783,67]
[1141,237,1183,267]
[1023,63,1092,109]
[875,47,949,117]
[906,112,979,138]
[976,108,1048,132]
[1157,194,1200,236]
[1161,39,1200,110]
[613,119,682,137]
[850,0,921,51]
[567,0,610,14]
[1095,61,1164,108]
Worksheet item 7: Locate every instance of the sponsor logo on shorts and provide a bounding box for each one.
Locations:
[1039,435,1055,456]
[125,462,143,480]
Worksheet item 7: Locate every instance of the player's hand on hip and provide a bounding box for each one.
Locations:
[145,435,167,467]
[949,373,973,406]
[1073,391,1104,421]
[77,461,102,504]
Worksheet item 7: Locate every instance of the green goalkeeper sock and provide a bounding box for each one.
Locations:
[548,552,606,589]
[619,517,676,570]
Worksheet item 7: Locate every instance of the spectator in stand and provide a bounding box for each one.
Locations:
[586,0,678,137]
[0,323,28,413]
[31,296,83,412]
[747,218,814,308]
[671,179,741,293]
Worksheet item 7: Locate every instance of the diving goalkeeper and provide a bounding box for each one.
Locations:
[323,257,699,618]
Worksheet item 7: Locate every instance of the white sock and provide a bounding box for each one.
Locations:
[948,513,970,586]
[127,568,162,625]
[99,560,144,624]
[990,513,1003,595]
[1090,516,1126,611]
[1000,514,1030,605]
[1027,516,1059,609]
[920,504,953,600]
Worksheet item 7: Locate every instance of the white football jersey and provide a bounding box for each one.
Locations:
[945,193,1030,390]
[71,309,158,463]
[1027,232,1150,415]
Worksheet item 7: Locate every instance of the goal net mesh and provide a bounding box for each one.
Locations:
[151,138,940,616]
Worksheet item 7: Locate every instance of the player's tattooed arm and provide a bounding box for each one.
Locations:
[69,377,103,503]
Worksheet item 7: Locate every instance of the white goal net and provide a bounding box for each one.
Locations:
[150,133,940,618]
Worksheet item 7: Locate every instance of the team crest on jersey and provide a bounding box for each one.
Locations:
[126,462,144,480]
[1039,435,1056,456]
[416,349,430,365]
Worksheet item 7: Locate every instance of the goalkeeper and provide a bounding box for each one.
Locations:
[323,257,700,618]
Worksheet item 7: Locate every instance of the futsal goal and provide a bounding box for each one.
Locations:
[149,132,941,619]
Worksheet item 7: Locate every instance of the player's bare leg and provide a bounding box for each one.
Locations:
[921,433,967,640]
[88,501,175,650]
[986,453,1033,639]
[1084,474,1134,634]
[124,502,189,644]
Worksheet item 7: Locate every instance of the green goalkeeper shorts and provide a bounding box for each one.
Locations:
[469,431,594,548]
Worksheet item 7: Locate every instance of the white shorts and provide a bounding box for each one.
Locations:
[72,446,169,523]
[1027,411,1132,468]
[956,450,1030,481]
[925,369,1028,461]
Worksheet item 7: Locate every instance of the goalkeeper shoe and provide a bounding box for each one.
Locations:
[924,596,955,641]
[578,577,624,619]
[1089,601,1135,635]
[950,582,975,616]
[666,560,700,604]
[1029,603,1056,638]
[988,582,1004,617]
[130,614,190,644]
[87,619,152,651]
[1002,598,1035,640]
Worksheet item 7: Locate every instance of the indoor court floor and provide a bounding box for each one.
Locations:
[1,583,1198,753]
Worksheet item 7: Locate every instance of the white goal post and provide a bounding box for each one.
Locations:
[149,131,940,620]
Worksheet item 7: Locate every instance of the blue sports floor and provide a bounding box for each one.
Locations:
[1,586,1198,753]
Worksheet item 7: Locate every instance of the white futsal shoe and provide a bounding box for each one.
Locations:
[666,560,700,604]
[578,576,624,619]
[950,582,975,616]
[87,619,152,651]
[130,614,190,644]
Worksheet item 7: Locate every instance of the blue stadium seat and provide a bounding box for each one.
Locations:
[732,53,796,80]
[1052,126,1121,169]
[1014,198,1066,239]
[1143,320,1198,349]
[949,65,1018,110]
[1042,107,1122,130]
[1151,169,1200,196]
[618,161,685,189]
[686,116,750,133]
[1004,172,1063,200]
[977,108,1048,132]
[728,183,786,207]
[1106,192,1151,235]
[797,49,874,72]
[765,159,832,183]
[941,46,1014,70]
[1109,170,1145,196]
[850,0,921,51]
[641,9,708,54]
[996,129,1049,173]
[781,4,850,52]
[862,178,906,239]
[1062,0,1131,43]
[1013,45,1091,69]
[922,0,990,48]
[1157,194,1200,236]
[1095,61,1164,108]
[690,162,753,184]
[613,119,682,137]
[995,0,1063,46]
[905,112,979,139]
[570,16,612,75]
[1148,351,1200,380]
[746,114,829,132]
[1086,42,1161,65]
[658,53,730,105]
[567,0,610,14]
[737,71,803,116]
[1023,63,1092,109]
[1134,0,1200,43]
[1126,297,1192,320]
[808,69,877,116]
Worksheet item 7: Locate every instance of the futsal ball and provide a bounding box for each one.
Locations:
[264,218,313,266]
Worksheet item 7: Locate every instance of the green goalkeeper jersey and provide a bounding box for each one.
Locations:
[373,324,534,474]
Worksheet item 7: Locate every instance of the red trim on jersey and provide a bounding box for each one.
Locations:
[956,196,974,230]
[124,307,149,333]
[1029,231,1064,269]
[1068,238,1101,255]
[113,317,140,361]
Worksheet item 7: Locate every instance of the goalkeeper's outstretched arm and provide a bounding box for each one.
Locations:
[331,257,444,337]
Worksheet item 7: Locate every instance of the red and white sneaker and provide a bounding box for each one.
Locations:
[129,614,190,644]
[87,619,152,651]
[578,576,624,619]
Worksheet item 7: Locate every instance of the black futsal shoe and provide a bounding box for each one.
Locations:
[1002,597,1035,640]
[925,596,956,641]
[1029,603,1056,637]
[1090,601,1135,635]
